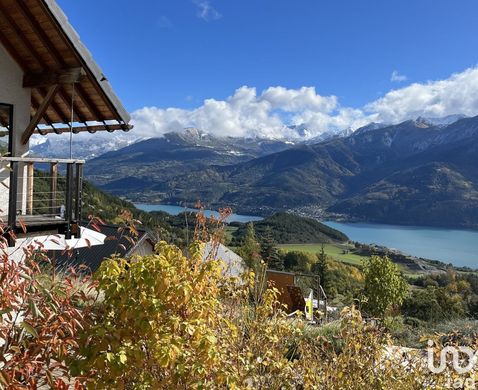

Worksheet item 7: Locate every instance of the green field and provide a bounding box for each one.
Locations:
[278,243,368,266]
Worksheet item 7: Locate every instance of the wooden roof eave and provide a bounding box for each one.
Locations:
[42,0,131,125]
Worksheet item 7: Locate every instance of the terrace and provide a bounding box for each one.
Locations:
[0,157,84,246]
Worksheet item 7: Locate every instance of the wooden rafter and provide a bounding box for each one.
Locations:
[22,84,60,145]
[0,2,42,70]
[23,67,86,88]
[15,0,64,68]
[35,123,132,135]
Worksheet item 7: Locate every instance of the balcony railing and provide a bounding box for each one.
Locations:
[0,157,85,246]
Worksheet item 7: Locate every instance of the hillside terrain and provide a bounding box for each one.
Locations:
[230,212,348,244]
[84,128,292,202]
[85,116,478,229]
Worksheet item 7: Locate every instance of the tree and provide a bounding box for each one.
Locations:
[236,222,262,270]
[362,256,408,318]
[260,227,284,270]
[312,244,329,292]
[282,251,316,273]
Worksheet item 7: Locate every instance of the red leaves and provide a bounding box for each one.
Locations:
[18,218,27,234]
[0,250,94,387]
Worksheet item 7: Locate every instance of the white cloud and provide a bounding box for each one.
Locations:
[368,67,478,123]
[131,86,363,139]
[131,67,478,140]
[391,70,407,82]
[193,0,222,21]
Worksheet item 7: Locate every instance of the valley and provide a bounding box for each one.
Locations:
[81,115,478,229]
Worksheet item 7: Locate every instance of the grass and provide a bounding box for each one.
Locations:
[278,243,368,266]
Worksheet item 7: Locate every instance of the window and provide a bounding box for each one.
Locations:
[0,103,13,156]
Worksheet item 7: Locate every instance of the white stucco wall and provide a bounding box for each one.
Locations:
[0,44,31,219]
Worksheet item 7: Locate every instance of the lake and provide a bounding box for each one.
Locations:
[325,221,478,268]
[134,203,263,223]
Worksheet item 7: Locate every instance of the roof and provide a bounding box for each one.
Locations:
[203,242,247,278]
[51,223,154,273]
[0,0,132,138]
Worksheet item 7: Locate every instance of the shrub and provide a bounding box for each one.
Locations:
[0,245,95,388]
[71,241,458,389]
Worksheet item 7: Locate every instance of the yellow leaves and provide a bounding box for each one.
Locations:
[78,240,438,389]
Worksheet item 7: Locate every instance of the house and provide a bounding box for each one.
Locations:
[203,241,247,278]
[0,0,132,252]
[49,223,156,273]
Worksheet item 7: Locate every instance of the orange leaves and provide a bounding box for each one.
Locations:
[0,250,95,388]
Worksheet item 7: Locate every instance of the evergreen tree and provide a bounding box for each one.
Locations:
[260,227,284,271]
[237,222,261,269]
[312,244,329,291]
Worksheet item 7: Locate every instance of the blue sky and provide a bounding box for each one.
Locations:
[57,0,478,138]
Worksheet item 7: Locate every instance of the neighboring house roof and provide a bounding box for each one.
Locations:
[0,0,132,136]
[51,223,154,273]
[203,242,247,278]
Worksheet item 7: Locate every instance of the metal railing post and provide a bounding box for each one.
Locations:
[75,163,83,237]
[7,161,18,246]
[50,162,58,216]
[65,163,74,239]
[26,162,34,215]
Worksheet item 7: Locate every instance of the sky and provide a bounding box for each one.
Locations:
[57,0,478,139]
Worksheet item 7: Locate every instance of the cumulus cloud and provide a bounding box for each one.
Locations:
[131,86,371,139]
[391,70,407,82]
[193,0,222,21]
[131,67,478,140]
[367,67,478,123]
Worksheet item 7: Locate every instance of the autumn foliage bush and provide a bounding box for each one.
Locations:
[0,243,95,388]
[69,239,458,389]
[0,223,469,389]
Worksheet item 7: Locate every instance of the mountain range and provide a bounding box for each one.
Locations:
[30,132,143,160]
[78,114,478,228]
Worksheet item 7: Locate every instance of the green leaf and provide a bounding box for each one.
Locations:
[29,299,44,319]
[119,352,127,364]
[21,321,39,338]
[106,352,114,362]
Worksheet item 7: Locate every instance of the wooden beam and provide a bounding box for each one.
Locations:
[22,84,60,145]
[23,68,86,88]
[0,2,42,71]
[14,0,64,69]
[34,123,132,135]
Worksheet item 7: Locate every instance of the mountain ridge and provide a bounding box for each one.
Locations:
[84,114,478,229]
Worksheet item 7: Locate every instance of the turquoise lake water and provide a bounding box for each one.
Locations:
[325,221,478,268]
[134,203,263,223]
[135,203,478,268]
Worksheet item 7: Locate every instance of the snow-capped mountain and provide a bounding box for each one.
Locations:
[415,114,468,128]
[354,122,388,135]
[30,131,143,160]
[30,114,469,161]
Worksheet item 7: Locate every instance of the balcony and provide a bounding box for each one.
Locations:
[0,157,85,246]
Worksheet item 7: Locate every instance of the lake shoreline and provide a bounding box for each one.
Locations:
[134,202,478,268]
